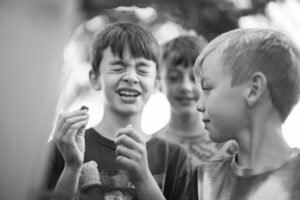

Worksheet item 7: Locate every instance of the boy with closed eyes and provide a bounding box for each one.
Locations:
[44,22,193,200]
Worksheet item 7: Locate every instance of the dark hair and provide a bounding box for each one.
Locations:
[161,35,207,69]
[90,22,160,74]
[194,28,300,121]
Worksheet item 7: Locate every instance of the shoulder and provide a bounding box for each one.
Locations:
[83,127,116,149]
[149,135,187,154]
[84,127,105,142]
[152,126,168,139]
[149,135,193,169]
[148,135,190,161]
[84,127,97,138]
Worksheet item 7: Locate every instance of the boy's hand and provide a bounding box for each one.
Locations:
[53,107,89,170]
[115,125,152,185]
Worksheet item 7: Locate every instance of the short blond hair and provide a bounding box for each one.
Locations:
[194,28,300,121]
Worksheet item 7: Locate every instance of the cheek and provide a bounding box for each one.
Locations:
[142,77,157,94]
[165,84,178,96]
[205,93,228,118]
[208,93,244,130]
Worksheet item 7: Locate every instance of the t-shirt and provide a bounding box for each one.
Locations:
[45,128,194,200]
[193,148,300,200]
[156,129,238,167]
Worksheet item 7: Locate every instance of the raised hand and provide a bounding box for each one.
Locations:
[115,125,166,200]
[53,108,89,170]
[115,124,151,185]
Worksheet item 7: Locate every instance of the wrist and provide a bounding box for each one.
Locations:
[64,163,83,173]
[131,171,153,186]
[133,172,165,200]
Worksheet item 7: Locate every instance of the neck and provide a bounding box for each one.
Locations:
[236,111,291,169]
[167,110,206,137]
[93,107,148,141]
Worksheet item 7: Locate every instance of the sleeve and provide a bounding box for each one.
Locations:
[183,167,199,200]
[164,144,198,200]
[42,140,65,191]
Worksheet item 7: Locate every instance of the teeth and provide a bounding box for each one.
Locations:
[119,90,139,97]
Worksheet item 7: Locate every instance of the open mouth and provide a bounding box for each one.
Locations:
[117,89,141,97]
[117,88,141,103]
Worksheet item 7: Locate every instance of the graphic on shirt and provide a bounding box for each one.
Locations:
[79,161,166,200]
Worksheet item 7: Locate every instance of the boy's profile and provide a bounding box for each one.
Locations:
[193,28,300,199]
[155,35,237,166]
[44,22,192,200]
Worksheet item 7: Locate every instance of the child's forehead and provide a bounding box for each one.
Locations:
[196,50,226,78]
[111,45,157,62]
[164,62,194,70]
[104,46,150,61]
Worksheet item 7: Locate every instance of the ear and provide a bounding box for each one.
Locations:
[244,72,268,106]
[89,70,101,91]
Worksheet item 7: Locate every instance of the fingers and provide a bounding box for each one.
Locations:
[114,125,150,184]
[115,125,147,170]
[115,155,137,171]
[115,134,144,152]
[53,109,89,142]
[64,119,89,142]
[115,144,145,173]
[56,109,87,130]
[115,144,142,161]
[115,124,143,144]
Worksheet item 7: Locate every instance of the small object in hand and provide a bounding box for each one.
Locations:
[80,106,89,112]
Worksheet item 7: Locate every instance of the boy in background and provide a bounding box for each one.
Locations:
[193,28,300,199]
[155,35,237,166]
[44,22,192,200]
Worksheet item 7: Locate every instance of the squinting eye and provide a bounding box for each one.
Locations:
[138,70,148,75]
[112,68,123,71]
[112,67,123,71]
[136,65,150,75]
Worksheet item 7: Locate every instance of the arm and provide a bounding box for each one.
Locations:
[51,108,89,200]
[53,167,82,200]
[115,125,166,200]
[133,174,166,200]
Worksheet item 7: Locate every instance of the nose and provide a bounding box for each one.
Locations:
[180,76,194,92]
[196,97,205,113]
[123,68,139,85]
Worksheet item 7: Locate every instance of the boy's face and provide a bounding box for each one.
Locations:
[160,63,200,115]
[92,47,158,115]
[195,50,248,142]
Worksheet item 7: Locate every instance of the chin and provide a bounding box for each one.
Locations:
[176,107,196,115]
[208,131,226,143]
[117,105,143,115]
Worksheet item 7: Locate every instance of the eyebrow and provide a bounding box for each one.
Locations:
[110,60,128,66]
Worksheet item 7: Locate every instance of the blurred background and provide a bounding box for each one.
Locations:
[59,0,300,146]
[1,0,300,199]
